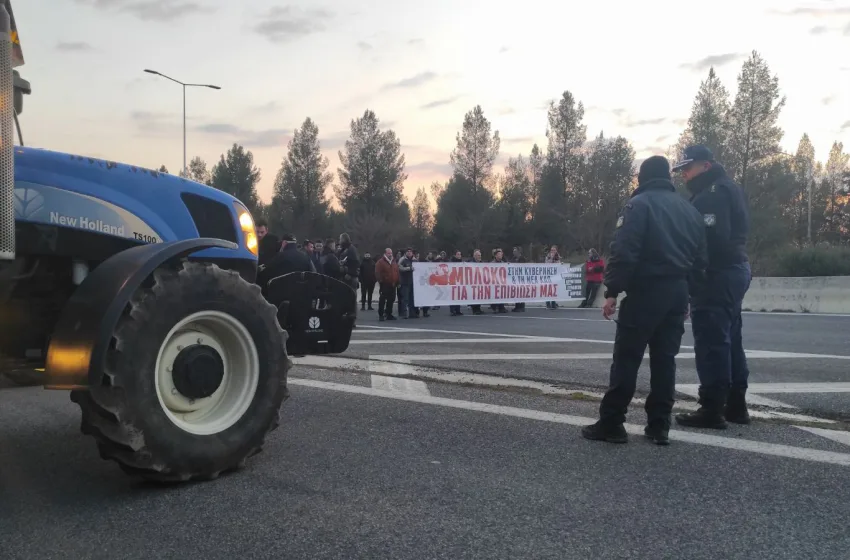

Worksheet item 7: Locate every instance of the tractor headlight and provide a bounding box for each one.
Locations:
[232,202,258,257]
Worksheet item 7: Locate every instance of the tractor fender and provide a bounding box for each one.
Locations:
[44,238,240,390]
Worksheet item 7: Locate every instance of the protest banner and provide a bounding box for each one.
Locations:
[412,261,584,307]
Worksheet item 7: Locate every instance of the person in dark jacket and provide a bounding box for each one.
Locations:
[359,252,377,310]
[320,239,342,279]
[511,246,527,312]
[449,250,464,316]
[580,249,605,308]
[256,218,281,268]
[256,232,316,296]
[469,249,484,315]
[582,156,708,446]
[490,249,508,314]
[672,144,753,429]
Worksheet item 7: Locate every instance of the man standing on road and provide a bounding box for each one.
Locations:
[359,252,377,311]
[449,250,464,316]
[375,247,399,321]
[673,145,753,429]
[582,156,708,445]
[511,246,527,313]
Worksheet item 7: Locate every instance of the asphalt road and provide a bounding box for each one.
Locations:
[340,305,850,419]
[2,365,850,560]
[3,306,850,559]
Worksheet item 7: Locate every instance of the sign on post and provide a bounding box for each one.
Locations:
[412,261,584,307]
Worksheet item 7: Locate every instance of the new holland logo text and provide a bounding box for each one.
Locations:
[49,212,126,236]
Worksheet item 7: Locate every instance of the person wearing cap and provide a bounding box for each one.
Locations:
[582,156,708,446]
[672,144,752,429]
[256,232,316,295]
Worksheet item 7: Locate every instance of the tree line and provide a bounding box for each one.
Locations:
[164,50,850,275]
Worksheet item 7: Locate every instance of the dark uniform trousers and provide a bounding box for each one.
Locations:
[599,278,689,427]
[361,282,376,307]
[690,262,752,407]
[379,283,396,318]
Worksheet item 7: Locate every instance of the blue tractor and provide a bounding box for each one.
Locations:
[0,3,355,482]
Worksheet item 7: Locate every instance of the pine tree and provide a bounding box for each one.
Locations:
[210,143,262,213]
[450,105,500,193]
[792,134,816,244]
[677,67,731,162]
[269,117,332,236]
[545,91,587,195]
[726,51,786,188]
[823,142,849,243]
[335,109,407,216]
[180,156,212,185]
[410,186,433,251]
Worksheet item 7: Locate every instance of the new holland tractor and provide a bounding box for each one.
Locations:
[0,3,356,482]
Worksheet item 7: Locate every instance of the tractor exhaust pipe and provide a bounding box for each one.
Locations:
[0,4,13,261]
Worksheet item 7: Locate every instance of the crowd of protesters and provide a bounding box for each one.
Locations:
[254,218,607,322]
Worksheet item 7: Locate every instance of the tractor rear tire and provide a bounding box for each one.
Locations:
[70,260,289,482]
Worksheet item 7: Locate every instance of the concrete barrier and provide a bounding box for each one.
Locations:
[742,276,850,314]
[538,276,850,314]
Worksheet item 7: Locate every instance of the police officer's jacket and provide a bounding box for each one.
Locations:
[604,178,708,298]
[686,163,749,270]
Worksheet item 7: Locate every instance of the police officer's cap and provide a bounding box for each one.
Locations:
[672,144,715,172]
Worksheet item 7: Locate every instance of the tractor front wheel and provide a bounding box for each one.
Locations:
[71,261,289,482]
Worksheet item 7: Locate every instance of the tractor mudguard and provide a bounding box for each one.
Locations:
[44,238,239,390]
[266,271,356,355]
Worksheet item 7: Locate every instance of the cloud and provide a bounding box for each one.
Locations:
[196,123,290,148]
[55,41,94,52]
[407,161,452,176]
[421,96,460,110]
[249,101,279,114]
[822,95,837,105]
[655,134,671,143]
[408,38,424,45]
[499,46,509,54]
[679,53,744,72]
[624,117,667,127]
[772,5,850,17]
[357,41,372,51]
[130,110,180,134]
[253,6,333,43]
[75,0,213,22]
[502,136,535,145]
[810,24,829,34]
[382,71,438,91]
[841,121,850,131]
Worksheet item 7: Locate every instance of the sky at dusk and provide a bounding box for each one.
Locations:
[13,0,850,205]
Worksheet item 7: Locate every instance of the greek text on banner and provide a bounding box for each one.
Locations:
[412,262,584,306]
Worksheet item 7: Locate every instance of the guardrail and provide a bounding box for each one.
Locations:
[546,276,850,314]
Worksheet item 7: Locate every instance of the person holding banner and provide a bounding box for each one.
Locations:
[544,246,561,309]
[469,250,484,315]
[581,156,708,446]
[449,250,464,316]
[490,249,508,314]
[511,247,527,312]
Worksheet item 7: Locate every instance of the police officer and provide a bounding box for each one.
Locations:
[256,232,315,296]
[582,156,708,445]
[673,145,752,429]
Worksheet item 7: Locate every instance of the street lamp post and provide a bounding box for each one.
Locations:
[143,69,220,175]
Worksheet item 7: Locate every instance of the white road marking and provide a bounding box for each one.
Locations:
[795,426,850,447]
[368,350,850,360]
[292,356,834,424]
[354,331,850,360]
[350,337,575,345]
[353,325,546,339]
[370,375,430,396]
[674,384,796,409]
[744,382,850,393]
[288,377,850,466]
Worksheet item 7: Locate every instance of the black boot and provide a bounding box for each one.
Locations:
[361,303,366,311]
[725,388,751,425]
[581,422,628,444]
[644,423,670,446]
